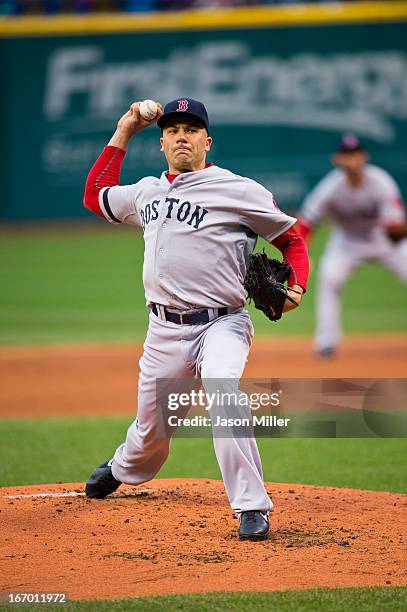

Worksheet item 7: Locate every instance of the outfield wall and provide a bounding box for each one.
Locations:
[1,2,407,220]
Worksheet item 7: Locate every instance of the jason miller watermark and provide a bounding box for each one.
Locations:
[155,378,407,438]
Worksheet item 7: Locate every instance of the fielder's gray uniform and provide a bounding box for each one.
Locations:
[98,165,296,513]
[301,164,407,352]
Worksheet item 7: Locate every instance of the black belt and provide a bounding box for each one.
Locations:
[151,304,228,325]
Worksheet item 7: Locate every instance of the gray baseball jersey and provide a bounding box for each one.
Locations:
[301,164,405,239]
[98,165,296,309]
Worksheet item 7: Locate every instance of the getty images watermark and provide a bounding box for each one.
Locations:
[166,388,290,429]
[155,378,407,438]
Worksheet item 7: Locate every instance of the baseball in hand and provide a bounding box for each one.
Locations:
[139,99,158,121]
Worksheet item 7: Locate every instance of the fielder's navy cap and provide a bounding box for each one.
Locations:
[157,98,209,133]
[336,133,365,153]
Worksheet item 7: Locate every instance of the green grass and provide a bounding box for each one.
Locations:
[0,225,145,344]
[0,223,405,344]
[2,587,406,611]
[1,416,406,491]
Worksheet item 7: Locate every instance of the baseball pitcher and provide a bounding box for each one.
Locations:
[83,98,309,540]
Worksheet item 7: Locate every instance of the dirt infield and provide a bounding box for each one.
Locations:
[1,334,406,418]
[0,479,405,601]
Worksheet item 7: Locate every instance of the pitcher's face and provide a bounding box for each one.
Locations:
[160,121,212,173]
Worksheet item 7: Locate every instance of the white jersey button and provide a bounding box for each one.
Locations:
[159,248,164,254]
[162,222,167,228]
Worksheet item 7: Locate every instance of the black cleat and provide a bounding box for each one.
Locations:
[85,460,121,499]
[239,510,269,541]
[317,346,336,358]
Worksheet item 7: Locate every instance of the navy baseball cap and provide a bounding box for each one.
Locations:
[157,98,209,133]
[336,133,365,153]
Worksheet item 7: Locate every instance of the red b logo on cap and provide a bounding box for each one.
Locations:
[177,99,189,112]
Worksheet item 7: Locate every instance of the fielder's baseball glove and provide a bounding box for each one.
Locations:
[386,222,407,243]
[244,252,297,321]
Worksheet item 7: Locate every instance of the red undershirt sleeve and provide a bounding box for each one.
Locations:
[83,146,126,219]
[271,226,310,291]
[296,218,313,241]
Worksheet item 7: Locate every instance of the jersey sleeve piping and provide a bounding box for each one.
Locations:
[98,187,122,224]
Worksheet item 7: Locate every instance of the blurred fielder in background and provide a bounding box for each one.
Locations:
[298,134,407,357]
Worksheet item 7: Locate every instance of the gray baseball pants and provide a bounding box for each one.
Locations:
[316,234,407,352]
[111,308,273,513]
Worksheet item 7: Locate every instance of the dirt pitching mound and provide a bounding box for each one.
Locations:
[1,479,405,601]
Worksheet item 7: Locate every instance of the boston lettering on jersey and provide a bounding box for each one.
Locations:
[140,197,208,230]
